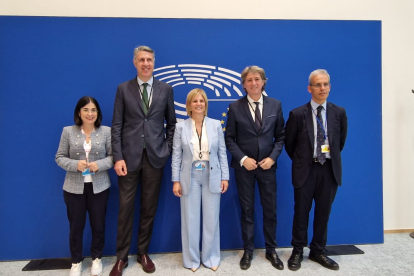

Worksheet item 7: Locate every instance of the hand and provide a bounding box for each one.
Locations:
[243,157,258,171]
[221,180,229,194]
[173,182,182,197]
[77,160,88,172]
[88,162,99,173]
[114,160,127,176]
[258,157,275,170]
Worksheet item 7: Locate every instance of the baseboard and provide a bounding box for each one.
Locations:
[384,229,414,234]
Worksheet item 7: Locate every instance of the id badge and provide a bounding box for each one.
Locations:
[321,144,330,153]
[82,168,95,176]
[195,163,206,171]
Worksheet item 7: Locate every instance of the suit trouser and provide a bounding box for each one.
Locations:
[63,183,110,263]
[291,159,338,254]
[115,149,164,261]
[235,167,277,254]
[180,161,221,269]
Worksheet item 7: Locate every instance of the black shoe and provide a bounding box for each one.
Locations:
[309,252,339,270]
[287,252,303,271]
[265,251,284,270]
[240,251,253,270]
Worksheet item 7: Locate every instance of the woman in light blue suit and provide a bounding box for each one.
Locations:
[172,88,229,272]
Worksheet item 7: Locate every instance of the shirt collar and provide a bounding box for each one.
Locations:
[137,76,154,87]
[310,99,326,110]
[247,94,263,105]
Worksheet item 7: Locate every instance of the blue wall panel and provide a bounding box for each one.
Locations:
[0,16,382,260]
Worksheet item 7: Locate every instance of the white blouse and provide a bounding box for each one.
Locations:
[81,128,94,183]
[190,118,210,163]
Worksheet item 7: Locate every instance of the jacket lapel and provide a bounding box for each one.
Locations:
[184,118,194,156]
[305,102,315,150]
[259,96,270,134]
[326,102,334,146]
[128,77,145,114]
[148,78,160,116]
[205,117,213,151]
[241,96,260,133]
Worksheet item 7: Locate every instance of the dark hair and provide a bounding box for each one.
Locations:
[74,96,102,127]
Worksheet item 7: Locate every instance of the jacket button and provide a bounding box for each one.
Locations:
[96,152,99,154]
[76,153,79,155]
[211,167,213,170]
[96,134,99,137]
[77,135,80,138]
[97,142,100,144]
[141,135,144,138]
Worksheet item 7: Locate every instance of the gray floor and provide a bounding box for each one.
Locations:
[1,233,413,276]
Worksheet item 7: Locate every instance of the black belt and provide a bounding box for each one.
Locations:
[313,158,330,163]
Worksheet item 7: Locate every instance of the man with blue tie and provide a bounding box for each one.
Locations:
[110,46,176,275]
[285,69,348,271]
[225,66,285,271]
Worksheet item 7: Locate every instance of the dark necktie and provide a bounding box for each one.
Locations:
[142,83,149,115]
[254,102,262,130]
[316,105,326,164]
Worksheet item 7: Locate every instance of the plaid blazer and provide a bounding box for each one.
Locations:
[56,125,113,194]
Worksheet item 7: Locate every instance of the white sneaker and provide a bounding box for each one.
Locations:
[91,258,103,276]
[70,262,82,276]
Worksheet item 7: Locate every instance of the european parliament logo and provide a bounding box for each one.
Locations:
[154,64,244,131]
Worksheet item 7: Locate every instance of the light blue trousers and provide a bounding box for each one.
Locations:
[180,161,221,269]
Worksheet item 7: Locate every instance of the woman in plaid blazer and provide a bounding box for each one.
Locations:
[56,96,112,276]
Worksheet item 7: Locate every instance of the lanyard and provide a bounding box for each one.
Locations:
[196,117,204,159]
[311,106,328,140]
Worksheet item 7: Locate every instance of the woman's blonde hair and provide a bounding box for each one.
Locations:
[186,88,208,117]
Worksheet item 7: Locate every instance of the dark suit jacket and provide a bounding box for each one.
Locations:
[225,95,285,169]
[111,77,176,170]
[285,101,347,187]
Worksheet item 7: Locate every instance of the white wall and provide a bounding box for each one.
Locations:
[1,0,413,231]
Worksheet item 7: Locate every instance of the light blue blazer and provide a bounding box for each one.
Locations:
[171,117,229,196]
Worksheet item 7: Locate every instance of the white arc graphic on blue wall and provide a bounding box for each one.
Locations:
[154,64,267,123]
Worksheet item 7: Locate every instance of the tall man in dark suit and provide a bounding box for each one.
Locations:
[285,69,347,271]
[110,46,176,275]
[225,66,285,271]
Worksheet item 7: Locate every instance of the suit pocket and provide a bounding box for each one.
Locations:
[263,114,277,126]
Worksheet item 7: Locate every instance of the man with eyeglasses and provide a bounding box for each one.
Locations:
[110,46,176,275]
[285,69,348,271]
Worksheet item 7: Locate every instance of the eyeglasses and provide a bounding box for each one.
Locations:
[310,82,330,88]
[81,108,98,114]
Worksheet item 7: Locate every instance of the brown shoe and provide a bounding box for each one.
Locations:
[137,254,155,273]
[109,260,128,276]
